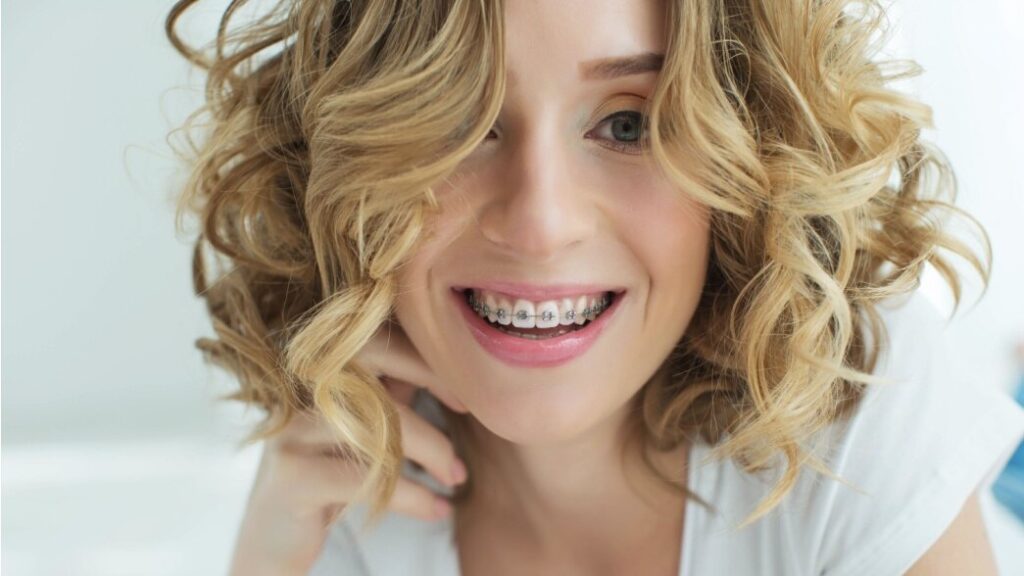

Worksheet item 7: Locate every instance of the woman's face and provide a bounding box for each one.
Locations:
[395,0,711,445]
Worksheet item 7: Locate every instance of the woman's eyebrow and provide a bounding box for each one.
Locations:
[578,52,664,81]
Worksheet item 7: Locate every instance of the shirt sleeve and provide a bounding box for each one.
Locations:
[812,294,1024,576]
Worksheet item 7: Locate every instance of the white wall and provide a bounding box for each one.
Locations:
[2,1,1023,574]
[891,0,1024,397]
[2,1,237,444]
[3,2,263,574]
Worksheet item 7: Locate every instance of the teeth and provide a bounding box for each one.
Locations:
[574,295,588,325]
[535,301,560,329]
[511,300,535,328]
[467,289,614,330]
[558,298,576,326]
[496,296,513,325]
[485,293,498,323]
[499,326,576,340]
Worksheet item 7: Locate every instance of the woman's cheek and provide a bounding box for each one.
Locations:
[616,174,712,339]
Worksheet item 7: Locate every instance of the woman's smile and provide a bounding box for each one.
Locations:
[450,285,627,367]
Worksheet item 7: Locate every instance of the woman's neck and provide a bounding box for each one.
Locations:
[454,397,690,575]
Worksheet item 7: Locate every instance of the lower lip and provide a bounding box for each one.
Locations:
[450,288,625,368]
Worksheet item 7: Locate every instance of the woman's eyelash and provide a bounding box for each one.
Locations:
[482,109,650,155]
[589,110,649,154]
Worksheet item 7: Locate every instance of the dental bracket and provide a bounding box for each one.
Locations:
[468,293,610,322]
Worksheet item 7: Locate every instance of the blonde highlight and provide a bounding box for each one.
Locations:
[167,0,990,531]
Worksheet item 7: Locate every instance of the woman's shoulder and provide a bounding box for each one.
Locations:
[308,290,1024,576]
[801,289,1024,575]
[683,289,1024,575]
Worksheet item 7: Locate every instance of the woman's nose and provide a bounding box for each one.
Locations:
[477,129,597,263]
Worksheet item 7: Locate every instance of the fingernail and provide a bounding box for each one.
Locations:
[450,459,467,485]
[434,497,452,518]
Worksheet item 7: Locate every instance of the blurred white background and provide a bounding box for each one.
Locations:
[2,1,1023,574]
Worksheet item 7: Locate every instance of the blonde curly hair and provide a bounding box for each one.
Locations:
[166,0,990,529]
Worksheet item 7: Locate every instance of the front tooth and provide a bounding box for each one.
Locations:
[574,295,588,325]
[496,297,513,325]
[511,299,536,328]
[485,293,498,323]
[535,301,559,329]
[559,298,576,326]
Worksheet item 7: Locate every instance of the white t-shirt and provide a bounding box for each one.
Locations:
[308,291,1024,576]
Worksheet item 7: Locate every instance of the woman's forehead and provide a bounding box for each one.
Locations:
[502,0,667,90]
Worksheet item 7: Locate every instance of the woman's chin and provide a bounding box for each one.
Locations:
[463,394,615,447]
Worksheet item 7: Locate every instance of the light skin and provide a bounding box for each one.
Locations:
[391,0,1006,573]
[393,0,711,573]
[904,489,999,575]
[225,0,999,573]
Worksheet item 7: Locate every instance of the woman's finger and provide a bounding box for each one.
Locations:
[354,320,468,413]
[381,376,418,406]
[388,476,452,521]
[275,404,463,491]
[297,450,451,522]
[271,410,357,456]
[396,402,463,488]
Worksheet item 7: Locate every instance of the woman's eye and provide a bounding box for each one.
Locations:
[589,110,649,154]
[480,110,650,154]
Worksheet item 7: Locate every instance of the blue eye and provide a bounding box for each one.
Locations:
[480,109,650,155]
[589,110,649,154]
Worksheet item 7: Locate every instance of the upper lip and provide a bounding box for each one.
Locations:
[451,281,627,301]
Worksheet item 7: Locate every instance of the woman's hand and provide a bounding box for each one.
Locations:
[227,319,469,576]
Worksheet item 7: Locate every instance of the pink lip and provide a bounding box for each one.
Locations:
[451,281,626,301]
[450,288,625,368]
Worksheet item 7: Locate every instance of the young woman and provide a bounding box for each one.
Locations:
[166,0,1024,574]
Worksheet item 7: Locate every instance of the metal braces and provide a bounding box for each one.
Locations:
[467,293,611,323]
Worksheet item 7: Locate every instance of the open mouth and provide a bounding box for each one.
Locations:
[450,286,626,368]
[460,289,617,340]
